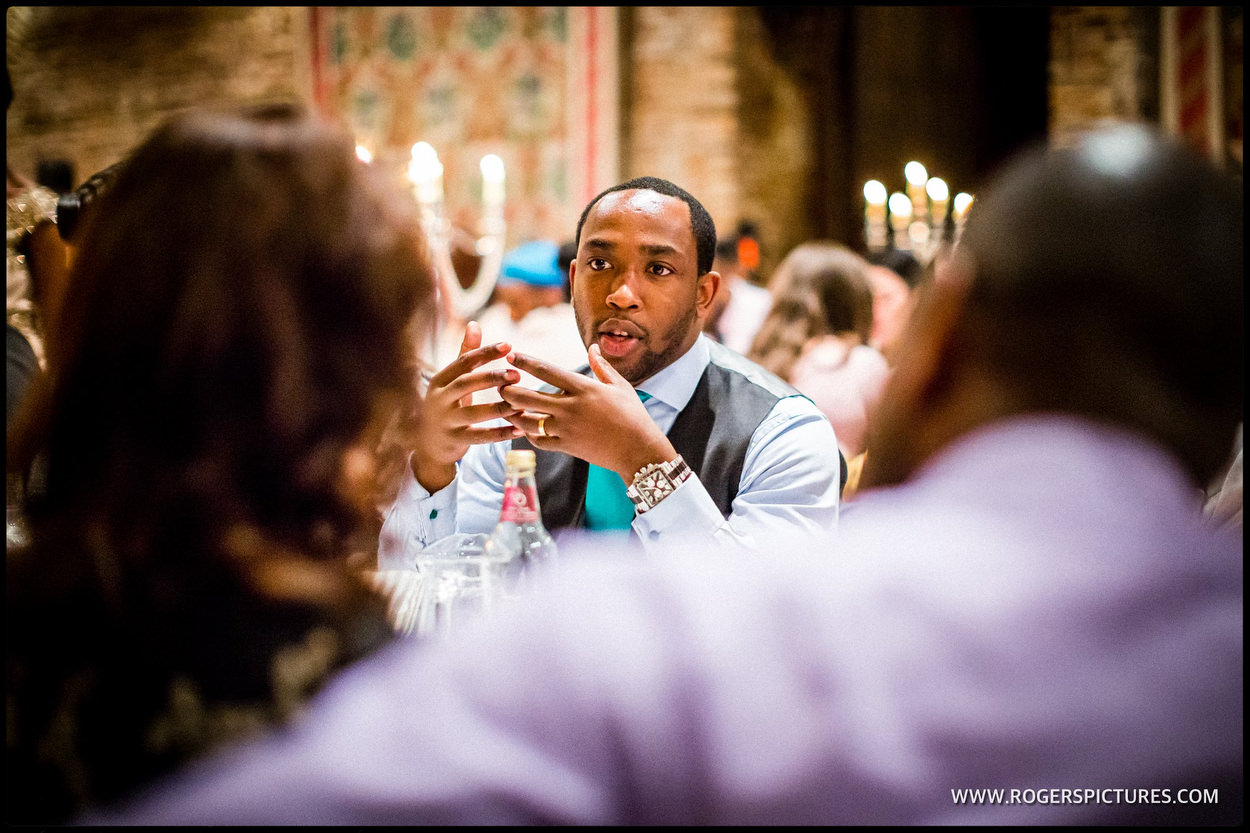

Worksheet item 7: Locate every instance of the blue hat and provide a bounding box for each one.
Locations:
[498,240,565,288]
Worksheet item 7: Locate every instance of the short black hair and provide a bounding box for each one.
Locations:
[960,124,1243,487]
[36,159,76,195]
[867,249,923,289]
[574,176,717,275]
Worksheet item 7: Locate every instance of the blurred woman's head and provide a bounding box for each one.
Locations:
[748,242,873,381]
[20,102,435,571]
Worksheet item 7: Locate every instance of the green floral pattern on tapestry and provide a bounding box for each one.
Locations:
[315,7,574,246]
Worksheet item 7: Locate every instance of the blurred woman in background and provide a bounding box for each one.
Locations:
[6,102,434,824]
[6,66,70,374]
[749,242,890,462]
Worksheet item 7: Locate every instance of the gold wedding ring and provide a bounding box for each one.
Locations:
[537,415,548,438]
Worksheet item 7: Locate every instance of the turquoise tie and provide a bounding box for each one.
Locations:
[584,391,652,530]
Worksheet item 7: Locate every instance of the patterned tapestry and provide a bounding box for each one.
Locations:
[310,6,619,248]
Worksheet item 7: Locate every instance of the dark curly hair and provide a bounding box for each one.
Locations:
[15,101,435,589]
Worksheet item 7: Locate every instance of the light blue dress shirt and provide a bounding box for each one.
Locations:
[378,334,841,566]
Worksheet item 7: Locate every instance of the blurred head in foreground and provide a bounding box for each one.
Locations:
[7,101,436,819]
[863,123,1243,491]
[20,102,434,554]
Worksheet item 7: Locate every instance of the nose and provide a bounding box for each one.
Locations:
[605,271,641,310]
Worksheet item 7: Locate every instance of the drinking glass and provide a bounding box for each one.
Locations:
[410,533,509,638]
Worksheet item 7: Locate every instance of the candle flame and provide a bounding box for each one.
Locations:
[905,161,928,186]
[480,154,505,182]
[925,177,949,202]
[888,192,913,218]
[953,192,974,218]
[863,180,888,205]
[408,142,445,209]
[355,144,373,164]
[409,142,443,183]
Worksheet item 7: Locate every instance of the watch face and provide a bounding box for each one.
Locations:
[629,457,689,510]
[636,470,672,507]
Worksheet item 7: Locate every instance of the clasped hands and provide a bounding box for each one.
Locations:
[410,322,676,493]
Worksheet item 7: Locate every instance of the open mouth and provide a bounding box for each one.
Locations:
[598,331,639,358]
[597,321,643,358]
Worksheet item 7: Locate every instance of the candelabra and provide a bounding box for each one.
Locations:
[408,142,508,319]
[863,161,974,264]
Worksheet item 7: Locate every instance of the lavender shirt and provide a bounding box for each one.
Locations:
[86,416,1243,825]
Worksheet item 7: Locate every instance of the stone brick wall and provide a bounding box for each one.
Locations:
[7,7,312,186]
[1049,6,1159,146]
[732,8,816,280]
[623,7,812,279]
[622,8,744,238]
[12,6,1229,280]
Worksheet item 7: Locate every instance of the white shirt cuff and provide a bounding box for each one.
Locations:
[377,454,459,570]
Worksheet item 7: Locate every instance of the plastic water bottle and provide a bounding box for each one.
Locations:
[484,449,557,585]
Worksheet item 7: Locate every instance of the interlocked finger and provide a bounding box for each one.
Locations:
[449,400,517,430]
[429,341,511,388]
[507,410,555,440]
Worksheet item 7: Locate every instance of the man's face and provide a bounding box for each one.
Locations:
[570,189,717,384]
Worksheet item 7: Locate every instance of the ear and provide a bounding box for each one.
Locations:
[895,254,973,405]
[695,270,721,318]
[860,253,974,488]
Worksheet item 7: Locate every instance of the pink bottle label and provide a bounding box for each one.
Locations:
[500,482,539,523]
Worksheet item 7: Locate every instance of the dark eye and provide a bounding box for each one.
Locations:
[587,257,610,271]
[648,263,674,277]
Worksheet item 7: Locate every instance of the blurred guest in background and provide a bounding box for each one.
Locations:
[6,102,434,824]
[748,242,890,460]
[5,321,38,428]
[35,157,75,198]
[88,123,1241,825]
[6,319,40,549]
[472,239,587,402]
[865,248,923,365]
[704,236,771,356]
[6,68,70,372]
[734,218,763,283]
[7,66,71,533]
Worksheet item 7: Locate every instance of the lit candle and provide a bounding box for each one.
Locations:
[408,141,444,207]
[863,179,888,251]
[926,176,949,240]
[863,179,887,223]
[355,144,373,164]
[905,161,929,222]
[888,191,913,251]
[480,154,506,218]
[953,192,974,241]
[952,192,974,220]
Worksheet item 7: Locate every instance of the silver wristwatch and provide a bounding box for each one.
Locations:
[626,454,693,513]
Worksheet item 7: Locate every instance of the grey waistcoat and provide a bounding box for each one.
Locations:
[512,340,813,532]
